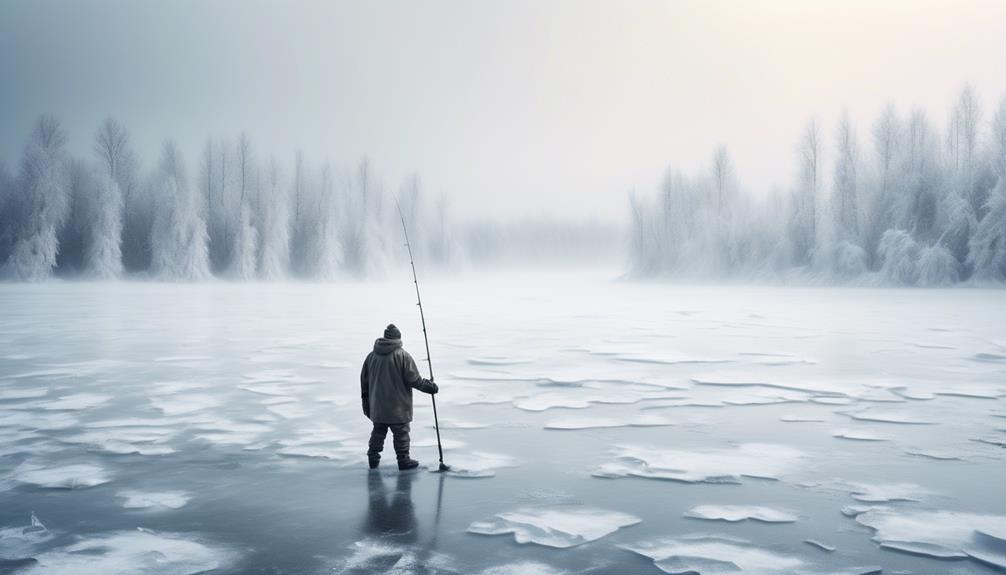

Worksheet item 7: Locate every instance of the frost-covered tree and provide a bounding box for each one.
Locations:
[967,98,1006,281]
[878,229,919,285]
[947,85,983,214]
[228,133,258,279]
[790,120,821,265]
[83,118,131,278]
[302,163,340,278]
[149,141,211,280]
[832,110,860,241]
[1,116,71,281]
[257,157,290,279]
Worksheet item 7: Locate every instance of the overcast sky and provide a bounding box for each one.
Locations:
[2,0,1005,221]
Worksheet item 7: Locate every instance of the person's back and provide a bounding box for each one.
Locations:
[361,323,438,470]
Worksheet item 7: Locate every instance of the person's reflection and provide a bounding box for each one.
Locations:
[365,471,418,544]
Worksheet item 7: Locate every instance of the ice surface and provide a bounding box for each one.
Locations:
[1,276,1005,573]
[594,443,804,484]
[684,505,797,523]
[467,507,640,548]
[855,508,1006,566]
[332,539,457,575]
[119,490,191,510]
[22,528,232,574]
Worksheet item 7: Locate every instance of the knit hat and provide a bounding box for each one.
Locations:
[384,324,402,340]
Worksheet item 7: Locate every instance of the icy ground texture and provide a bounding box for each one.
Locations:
[1,271,1005,573]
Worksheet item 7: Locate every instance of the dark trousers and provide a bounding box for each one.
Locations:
[368,422,410,460]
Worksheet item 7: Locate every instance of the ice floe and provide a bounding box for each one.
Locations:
[621,535,879,575]
[119,490,191,510]
[594,443,804,484]
[9,462,110,488]
[683,505,797,523]
[443,451,517,478]
[844,482,935,503]
[840,408,936,425]
[832,429,888,442]
[22,528,232,574]
[468,507,640,548]
[855,508,1006,567]
[0,513,52,561]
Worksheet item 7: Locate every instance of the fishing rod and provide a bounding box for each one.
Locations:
[394,197,450,472]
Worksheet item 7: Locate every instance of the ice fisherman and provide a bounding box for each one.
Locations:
[361,323,439,470]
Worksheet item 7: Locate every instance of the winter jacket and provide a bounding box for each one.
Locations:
[361,338,437,424]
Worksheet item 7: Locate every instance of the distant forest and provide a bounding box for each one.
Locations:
[628,86,1006,286]
[0,119,619,281]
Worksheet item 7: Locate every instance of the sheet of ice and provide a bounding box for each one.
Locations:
[855,508,1006,566]
[2,359,124,381]
[544,414,673,430]
[432,419,490,430]
[444,451,517,478]
[10,463,110,488]
[845,482,935,503]
[622,535,881,575]
[119,490,191,510]
[22,528,232,574]
[467,507,640,548]
[684,505,797,523]
[620,535,805,574]
[476,561,568,575]
[840,408,936,425]
[594,443,804,484]
[832,429,888,442]
[319,360,351,369]
[690,373,846,395]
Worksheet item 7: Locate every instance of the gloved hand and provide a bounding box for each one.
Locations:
[428,381,439,394]
[362,398,370,418]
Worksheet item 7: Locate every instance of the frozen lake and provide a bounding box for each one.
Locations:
[1,271,1005,574]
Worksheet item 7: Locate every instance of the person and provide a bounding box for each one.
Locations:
[361,323,438,470]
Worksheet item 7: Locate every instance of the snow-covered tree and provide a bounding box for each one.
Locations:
[790,120,821,265]
[878,229,919,285]
[257,157,290,279]
[83,118,130,278]
[832,110,860,242]
[228,133,258,279]
[1,116,70,281]
[149,141,211,280]
[967,98,1006,281]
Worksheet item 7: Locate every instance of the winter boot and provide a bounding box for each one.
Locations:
[397,457,420,471]
[368,456,380,469]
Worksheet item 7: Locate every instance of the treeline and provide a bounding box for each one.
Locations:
[0,117,462,281]
[629,86,1006,286]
